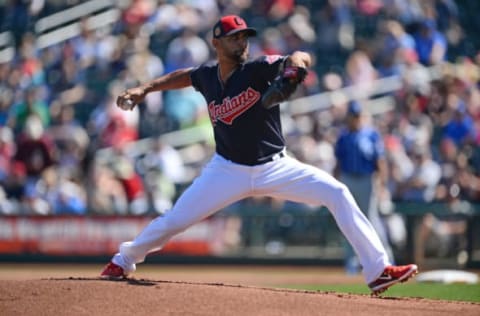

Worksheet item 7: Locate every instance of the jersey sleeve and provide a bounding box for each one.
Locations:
[190,65,206,93]
[251,55,288,82]
[190,61,218,94]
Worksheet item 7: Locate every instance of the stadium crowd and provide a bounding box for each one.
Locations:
[0,0,479,219]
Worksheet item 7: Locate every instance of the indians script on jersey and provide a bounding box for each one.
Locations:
[208,87,261,125]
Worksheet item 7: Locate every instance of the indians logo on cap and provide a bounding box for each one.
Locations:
[214,26,222,37]
[213,15,257,38]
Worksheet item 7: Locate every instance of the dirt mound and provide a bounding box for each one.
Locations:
[1,278,479,316]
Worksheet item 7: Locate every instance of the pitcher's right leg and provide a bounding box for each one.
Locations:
[103,154,251,277]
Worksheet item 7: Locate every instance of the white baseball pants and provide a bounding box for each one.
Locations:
[112,152,390,283]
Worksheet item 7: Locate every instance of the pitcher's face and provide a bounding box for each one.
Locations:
[216,31,250,63]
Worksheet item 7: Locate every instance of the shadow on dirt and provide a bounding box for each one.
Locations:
[45,277,161,286]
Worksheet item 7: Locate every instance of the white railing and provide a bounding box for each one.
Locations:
[95,123,214,163]
[34,0,115,34]
[286,64,444,116]
[0,0,130,62]
[36,8,121,49]
[0,31,14,64]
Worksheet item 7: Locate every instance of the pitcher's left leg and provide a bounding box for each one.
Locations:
[256,157,389,284]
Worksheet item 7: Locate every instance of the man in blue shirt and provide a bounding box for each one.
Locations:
[335,100,394,274]
[413,19,447,66]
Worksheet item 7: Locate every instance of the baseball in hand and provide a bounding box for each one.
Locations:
[119,98,135,110]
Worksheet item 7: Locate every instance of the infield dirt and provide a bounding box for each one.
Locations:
[0,264,479,316]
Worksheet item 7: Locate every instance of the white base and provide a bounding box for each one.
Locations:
[416,270,478,284]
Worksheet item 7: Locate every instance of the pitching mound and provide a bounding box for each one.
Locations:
[1,278,479,316]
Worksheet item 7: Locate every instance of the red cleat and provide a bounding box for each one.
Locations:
[369,264,418,295]
[100,262,128,280]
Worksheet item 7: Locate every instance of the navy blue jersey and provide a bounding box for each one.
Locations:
[190,55,288,165]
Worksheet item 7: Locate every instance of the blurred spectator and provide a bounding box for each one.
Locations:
[32,166,87,215]
[394,144,441,202]
[0,65,14,125]
[0,161,27,215]
[141,159,176,215]
[356,0,383,16]
[0,126,18,214]
[99,111,138,147]
[132,27,210,130]
[127,36,164,85]
[384,134,414,198]
[396,91,434,153]
[425,78,448,124]
[0,186,17,215]
[413,19,447,66]
[142,138,186,185]
[344,50,378,99]
[109,145,149,215]
[382,0,424,27]
[163,87,208,129]
[13,115,56,214]
[291,132,336,175]
[147,1,185,35]
[375,19,416,77]
[70,17,99,69]
[18,32,45,86]
[88,92,139,149]
[283,6,316,52]
[441,101,476,146]
[46,54,86,106]
[436,137,480,202]
[257,27,287,56]
[14,115,55,181]
[88,163,128,215]
[48,101,89,172]
[1,0,33,46]
[0,126,15,182]
[314,0,354,55]
[164,28,210,73]
[436,137,459,195]
[334,100,394,274]
[259,0,295,22]
[8,86,50,133]
[312,116,338,174]
[464,86,480,144]
[149,0,216,36]
[122,0,157,38]
[126,35,168,136]
[286,113,336,174]
[433,0,459,33]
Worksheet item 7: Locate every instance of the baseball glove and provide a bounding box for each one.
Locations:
[262,66,307,109]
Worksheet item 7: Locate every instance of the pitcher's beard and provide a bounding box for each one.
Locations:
[231,49,248,63]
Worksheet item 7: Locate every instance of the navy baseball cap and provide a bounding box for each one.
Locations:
[348,100,363,116]
[213,15,257,39]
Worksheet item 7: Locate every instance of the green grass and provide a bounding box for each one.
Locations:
[285,283,480,303]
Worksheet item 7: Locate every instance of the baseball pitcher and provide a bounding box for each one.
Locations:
[101,15,417,295]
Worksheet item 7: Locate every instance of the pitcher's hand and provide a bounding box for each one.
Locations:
[117,87,146,110]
